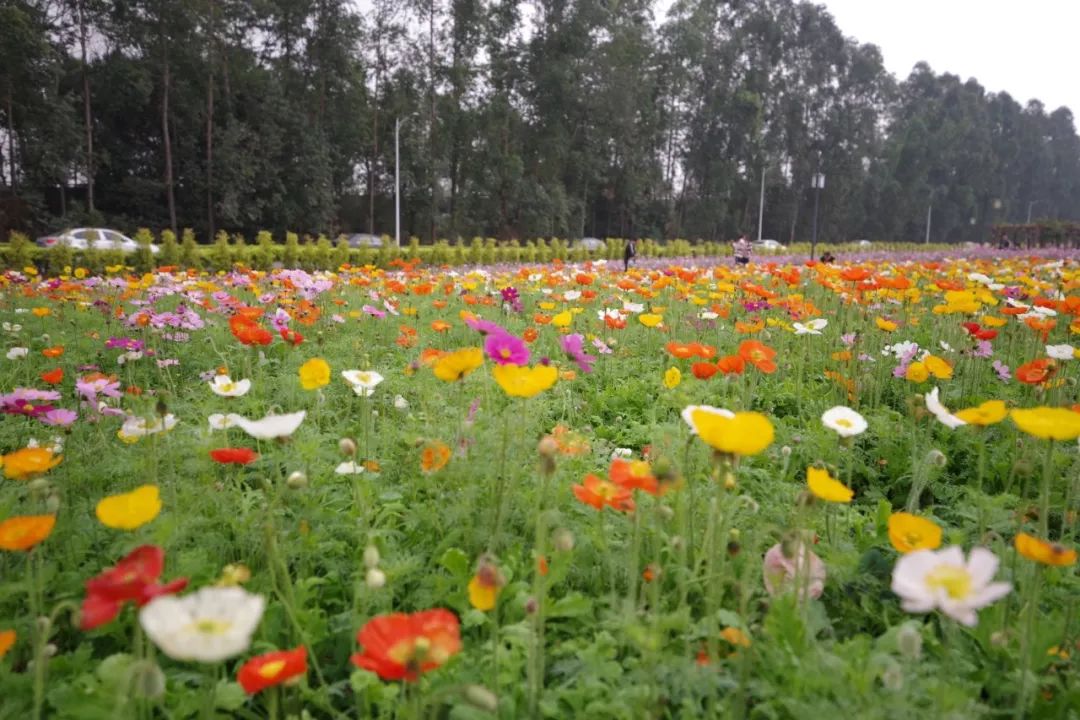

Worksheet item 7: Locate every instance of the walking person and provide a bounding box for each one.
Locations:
[623,238,637,272]
[732,234,752,266]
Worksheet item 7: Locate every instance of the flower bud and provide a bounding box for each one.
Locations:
[781,445,792,457]
[463,685,499,712]
[393,395,409,411]
[524,596,539,614]
[286,471,308,489]
[656,504,675,521]
[926,449,947,468]
[45,492,61,514]
[723,472,737,491]
[28,478,50,493]
[131,660,166,699]
[339,438,357,457]
[896,622,923,660]
[880,661,903,691]
[652,456,677,482]
[365,568,386,589]
[670,535,686,551]
[549,529,574,554]
[363,545,381,569]
[537,435,559,458]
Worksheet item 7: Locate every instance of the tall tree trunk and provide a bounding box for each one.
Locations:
[206,0,216,239]
[5,87,14,191]
[162,47,177,234]
[368,69,379,235]
[428,0,436,244]
[77,0,94,212]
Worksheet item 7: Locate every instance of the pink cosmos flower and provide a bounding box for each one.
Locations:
[484,332,530,366]
[559,333,596,374]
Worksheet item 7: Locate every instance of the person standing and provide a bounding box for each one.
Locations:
[623,238,637,272]
[732,234,752,266]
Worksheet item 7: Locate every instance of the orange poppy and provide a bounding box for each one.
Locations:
[604,315,627,330]
[534,314,552,325]
[40,368,64,384]
[293,300,321,326]
[692,362,719,380]
[1016,358,1056,385]
[738,340,777,374]
[734,319,764,334]
[666,342,697,360]
[421,442,451,474]
[42,346,64,358]
[522,327,539,343]
[0,515,56,551]
[716,355,745,375]
[572,474,634,512]
[432,300,448,309]
[840,267,871,282]
[430,321,451,333]
[229,316,273,346]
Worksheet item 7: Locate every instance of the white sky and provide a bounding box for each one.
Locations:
[812,0,1079,114]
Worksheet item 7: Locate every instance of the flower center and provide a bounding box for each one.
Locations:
[257,660,287,679]
[191,619,232,636]
[836,418,852,428]
[925,564,972,599]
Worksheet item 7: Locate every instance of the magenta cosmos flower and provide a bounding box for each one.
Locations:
[484,331,530,366]
[559,333,596,374]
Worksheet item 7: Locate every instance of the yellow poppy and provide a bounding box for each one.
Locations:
[806,467,854,503]
[95,485,162,530]
[875,318,897,332]
[887,512,942,553]
[638,313,663,328]
[551,311,572,327]
[492,364,558,398]
[298,358,331,390]
[924,355,953,380]
[1014,532,1077,566]
[1010,407,1080,441]
[905,362,929,383]
[433,347,484,382]
[954,400,1007,426]
[468,575,498,611]
[689,409,774,456]
[663,367,681,389]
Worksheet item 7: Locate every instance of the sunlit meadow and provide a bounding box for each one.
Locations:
[0,250,1078,719]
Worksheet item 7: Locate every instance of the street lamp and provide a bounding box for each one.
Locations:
[756,164,766,243]
[925,188,944,244]
[394,116,410,249]
[810,172,825,260]
[1026,199,1043,224]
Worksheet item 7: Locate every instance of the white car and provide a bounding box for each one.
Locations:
[753,239,785,252]
[36,228,159,254]
[347,233,384,248]
[577,237,605,251]
[856,239,872,247]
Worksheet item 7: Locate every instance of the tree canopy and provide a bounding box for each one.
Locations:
[2,0,1078,244]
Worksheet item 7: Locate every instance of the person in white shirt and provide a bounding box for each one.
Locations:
[732,235,752,265]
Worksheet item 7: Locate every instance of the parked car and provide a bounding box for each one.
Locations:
[576,237,605,252]
[856,239,872,247]
[753,239,785,252]
[35,228,159,254]
[347,233,384,248]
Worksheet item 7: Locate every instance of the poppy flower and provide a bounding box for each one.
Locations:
[279,327,304,346]
[298,358,331,390]
[230,316,273,346]
[666,342,697,360]
[238,646,308,694]
[430,320,451,333]
[0,630,13,659]
[467,560,505,611]
[210,448,260,465]
[95,485,162,530]
[609,458,662,496]
[351,609,462,681]
[806,467,853,503]
[1014,533,1077,567]
[81,545,188,630]
[433,348,484,382]
[42,346,65,358]
[1016,358,1055,385]
[492,364,558,398]
[2,447,62,480]
[0,515,56,551]
[691,362,718,380]
[420,441,451,474]
[1010,407,1080,440]
[572,474,634,512]
[40,368,64,384]
[716,355,745,375]
[737,340,777,374]
[888,512,943,554]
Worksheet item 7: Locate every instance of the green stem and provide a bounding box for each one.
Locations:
[1015,566,1042,718]
[1039,440,1054,538]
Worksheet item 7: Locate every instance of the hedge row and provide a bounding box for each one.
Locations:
[2,229,954,274]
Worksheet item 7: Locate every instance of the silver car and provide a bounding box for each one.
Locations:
[347,233,384,248]
[36,228,159,254]
[577,237,605,251]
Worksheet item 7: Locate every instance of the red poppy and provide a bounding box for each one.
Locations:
[609,458,660,495]
[351,609,462,681]
[42,346,65,358]
[238,647,308,694]
[1016,358,1055,385]
[840,267,871,283]
[230,315,273,346]
[210,448,260,465]
[737,340,777,374]
[81,545,188,630]
[691,362,719,380]
[666,342,697,360]
[961,323,998,341]
[40,368,64,384]
[279,327,304,346]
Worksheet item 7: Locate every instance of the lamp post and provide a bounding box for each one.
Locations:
[925,187,943,244]
[810,172,825,260]
[394,117,409,249]
[756,164,766,243]
[1026,199,1042,224]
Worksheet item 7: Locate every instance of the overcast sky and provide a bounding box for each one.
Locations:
[799,0,1078,114]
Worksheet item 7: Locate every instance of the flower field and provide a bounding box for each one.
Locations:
[0,251,1078,718]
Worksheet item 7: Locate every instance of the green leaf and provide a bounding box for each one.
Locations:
[440,547,470,578]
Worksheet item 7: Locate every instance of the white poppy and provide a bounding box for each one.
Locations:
[393,395,409,411]
[116,350,144,365]
[119,414,178,441]
[2,322,22,333]
[680,405,735,436]
[610,448,633,460]
[6,347,28,360]
[226,410,306,440]
[341,370,384,397]
[1045,344,1074,361]
[698,311,719,321]
[622,301,644,314]
[890,546,1011,627]
[139,587,265,662]
[207,413,236,431]
[939,341,955,353]
[564,290,582,301]
[335,460,365,475]
[924,387,967,429]
[882,341,919,359]
[793,318,828,335]
[821,406,868,437]
[209,375,252,397]
[967,272,992,285]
